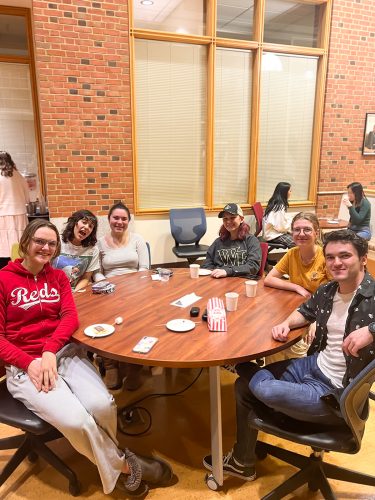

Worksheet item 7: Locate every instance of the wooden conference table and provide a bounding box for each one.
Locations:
[73,269,305,488]
[318,218,348,230]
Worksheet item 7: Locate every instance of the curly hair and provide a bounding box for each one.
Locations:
[62,209,98,247]
[323,229,368,258]
[0,151,16,177]
[19,219,61,259]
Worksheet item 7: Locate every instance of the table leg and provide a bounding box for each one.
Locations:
[209,366,223,487]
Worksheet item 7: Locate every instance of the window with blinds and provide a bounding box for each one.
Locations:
[135,40,207,210]
[214,48,252,206]
[0,63,37,177]
[131,0,332,213]
[257,53,318,202]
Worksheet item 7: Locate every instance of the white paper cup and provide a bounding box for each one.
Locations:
[245,280,258,297]
[225,292,239,311]
[189,264,200,279]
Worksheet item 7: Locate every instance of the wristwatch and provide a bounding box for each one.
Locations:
[368,322,375,338]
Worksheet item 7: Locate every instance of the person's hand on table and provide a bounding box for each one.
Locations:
[294,285,311,299]
[272,321,290,342]
[40,351,58,392]
[211,269,227,279]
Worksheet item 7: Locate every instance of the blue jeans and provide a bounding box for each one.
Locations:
[350,226,371,240]
[233,354,344,466]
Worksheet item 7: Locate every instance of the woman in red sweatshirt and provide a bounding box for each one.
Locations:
[0,219,172,497]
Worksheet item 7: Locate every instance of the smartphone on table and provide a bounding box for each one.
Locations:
[132,336,159,354]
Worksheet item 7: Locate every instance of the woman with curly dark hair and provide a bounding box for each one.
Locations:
[53,209,99,291]
[0,151,29,268]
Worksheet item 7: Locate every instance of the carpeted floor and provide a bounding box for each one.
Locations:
[1,368,375,499]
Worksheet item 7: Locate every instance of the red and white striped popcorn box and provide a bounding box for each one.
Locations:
[207,297,227,332]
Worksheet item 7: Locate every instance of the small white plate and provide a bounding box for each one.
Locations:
[166,319,196,333]
[199,269,212,276]
[84,324,115,338]
[327,219,339,224]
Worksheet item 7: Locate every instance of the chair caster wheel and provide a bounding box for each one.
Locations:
[255,442,268,460]
[28,451,38,463]
[69,480,81,496]
[205,473,220,491]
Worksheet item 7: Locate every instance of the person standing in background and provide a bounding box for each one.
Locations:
[0,151,29,268]
[342,182,371,240]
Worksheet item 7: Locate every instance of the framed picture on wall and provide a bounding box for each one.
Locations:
[362,113,375,155]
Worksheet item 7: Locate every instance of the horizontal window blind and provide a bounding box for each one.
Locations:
[0,62,37,175]
[214,48,252,206]
[257,53,318,202]
[135,39,207,210]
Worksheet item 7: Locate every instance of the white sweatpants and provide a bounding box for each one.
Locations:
[6,343,125,494]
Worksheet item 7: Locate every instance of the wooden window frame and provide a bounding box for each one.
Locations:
[0,6,45,196]
[129,0,333,215]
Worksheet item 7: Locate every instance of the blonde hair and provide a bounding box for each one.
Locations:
[291,212,321,245]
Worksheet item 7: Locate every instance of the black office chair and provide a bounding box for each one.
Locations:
[0,376,80,496]
[252,202,289,265]
[169,207,209,264]
[249,358,375,499]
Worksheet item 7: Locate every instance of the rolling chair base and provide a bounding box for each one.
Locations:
[256,441,375,500]
[0,430,81,496]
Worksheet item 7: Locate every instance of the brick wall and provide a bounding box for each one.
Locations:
[317,0,375,217]
[32,0,375,218]
[32,0,133,217]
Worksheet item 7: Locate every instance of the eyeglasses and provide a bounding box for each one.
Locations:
[292,227,314,235]
[31,237,58,249]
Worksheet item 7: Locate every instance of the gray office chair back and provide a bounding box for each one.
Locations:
[169,207,207,245]
[340,357,375,450]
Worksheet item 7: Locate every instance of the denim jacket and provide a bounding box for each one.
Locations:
[297,272,375,393]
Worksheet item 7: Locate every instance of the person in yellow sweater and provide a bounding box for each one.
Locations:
[264,212,330,361]
[265,212,328,298]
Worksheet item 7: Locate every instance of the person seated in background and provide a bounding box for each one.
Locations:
[94,202,149,280]
[53,209,100,292]
[201,203,261,279]
[342,182,371,240]
[262,182,295,248]
[264,212,329,361]
[203,230,375,484]
[0,219,173,497]
[94,202,149,391]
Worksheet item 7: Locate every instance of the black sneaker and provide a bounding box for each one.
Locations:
[203,449,256,481]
